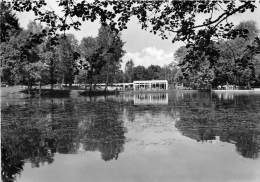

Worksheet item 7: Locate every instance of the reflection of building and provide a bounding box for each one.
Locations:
[214,92,234,100]
[133,80,168,91]
[134,93,168,105]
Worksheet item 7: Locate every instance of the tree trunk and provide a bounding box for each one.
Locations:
[62,73,65,86]
[39,81,42,95]
[50,58,54,90]
[27,77,31,95]
[248,82,251,89]
[27,83,30,95]
[89,81,92,93]
[88,69,94,93]
[104,71,109,92]
[93,83,97,91]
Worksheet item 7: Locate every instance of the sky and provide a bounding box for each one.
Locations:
[17,1,260,69]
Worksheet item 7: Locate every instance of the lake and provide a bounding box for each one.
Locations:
[1,89,260,182]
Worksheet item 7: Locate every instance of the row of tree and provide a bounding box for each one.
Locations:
[174,21,260,89]
[123,60,178,84]
[1,1,179,92]
[0,2,125,92]
[2,1,260,91]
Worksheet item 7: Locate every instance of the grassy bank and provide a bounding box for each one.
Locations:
[79,90,120,96]
[20,89,71,97]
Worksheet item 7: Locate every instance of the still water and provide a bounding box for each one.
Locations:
[1,90,260,182]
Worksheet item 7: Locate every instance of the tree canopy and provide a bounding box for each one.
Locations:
[5,1,257,43]
[175,21,260,89]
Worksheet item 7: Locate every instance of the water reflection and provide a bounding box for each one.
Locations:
[174,91,260,159]
[1,99,126,182]
[79,101,126,161]
[134,93,168,105]
[1,91,260,182]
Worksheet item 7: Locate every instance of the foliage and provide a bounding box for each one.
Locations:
[7,1,257,44]
[0,1,21,42]
[175,21,260,89]
[146,65,161,80]
[174,46,188,64]
[56,34,79,85]
[178,29,220,89]
[1,0,259,90]
[133,65,147,81]
[95,25,125,89]
[78,25,124,90]
[124,59,134,82]
[0,27,45,87]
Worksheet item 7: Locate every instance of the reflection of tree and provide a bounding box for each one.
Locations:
[224,132,259,159]
[1,142,24,182]
[1,123,56,182]
[53,100,80,154]
[1,99,80,182]
[81,101,126,161]
[125,105,135,122]
[174,92,260,159]
[1,98,128,181]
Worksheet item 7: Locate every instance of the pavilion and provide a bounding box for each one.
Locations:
[133,80,168,91]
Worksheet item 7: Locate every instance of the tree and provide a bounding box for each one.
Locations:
[0,22,45,89]
[9,1,257,44]
[176,21,260,89]
[124,59,134,82]
[0,1,21,42]
[174,46,189,64]
[3,1,259,89]
[214,21,259,87]
[4,2,257,88]
[0,1,22,84]
[56,34,79,86]
[39,36,58,90]
[159,64,178,84]
[95,25,125,91]
[178,29,220,89]
[79,36,99,90]
[113,70,124,83]
[133,66,147,81]
[146,65,162,80]
[78,25,124,91]
[79,36,107,91]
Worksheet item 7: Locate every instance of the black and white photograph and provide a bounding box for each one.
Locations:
[1,0,260,182]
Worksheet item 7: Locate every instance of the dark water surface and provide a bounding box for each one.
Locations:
[1,90,260,182]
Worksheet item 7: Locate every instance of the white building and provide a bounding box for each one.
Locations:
[133,80,168,91]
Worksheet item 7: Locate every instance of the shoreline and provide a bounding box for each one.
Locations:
[2,86,260,97]
[212,89,260,92]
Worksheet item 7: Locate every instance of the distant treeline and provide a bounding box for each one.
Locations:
[122,60,177,83]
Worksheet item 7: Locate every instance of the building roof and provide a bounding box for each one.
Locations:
[133,80,168,84]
